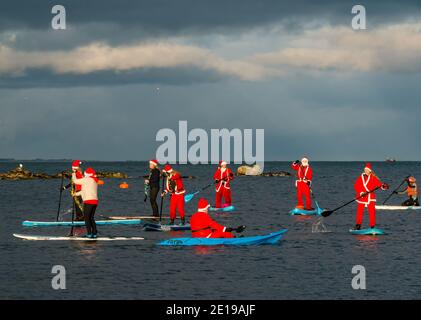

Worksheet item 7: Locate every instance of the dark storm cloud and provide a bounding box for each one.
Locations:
[0,67,223,89]
[1,0,421,33]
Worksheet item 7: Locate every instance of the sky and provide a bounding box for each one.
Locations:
[1,0,421,161]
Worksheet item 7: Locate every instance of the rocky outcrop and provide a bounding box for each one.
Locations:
[237,164,290,177]
[0,165,128,180]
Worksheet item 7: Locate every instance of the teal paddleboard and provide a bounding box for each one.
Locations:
[22,219,141,227]
[349,228,385,235]
[209,205,236,212]
[289,201,324,216]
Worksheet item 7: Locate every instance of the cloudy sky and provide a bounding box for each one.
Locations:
[1,0,421,161]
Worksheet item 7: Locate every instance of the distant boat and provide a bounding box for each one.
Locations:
[386,158,397,163]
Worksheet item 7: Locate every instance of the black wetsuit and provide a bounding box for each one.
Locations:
[148,168,161,216]
[84,203,97,235]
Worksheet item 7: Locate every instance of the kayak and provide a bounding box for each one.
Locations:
[13,233,145,241]
[349,228,385,236]
[158,229,288,246]
[209,205,236,212]
[143,222,191,232]
[289,201,324,216]
[22,219,141,227]
[375,205,421,210]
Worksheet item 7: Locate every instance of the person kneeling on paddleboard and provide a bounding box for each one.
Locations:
[190,198,245,238]
[291,157,313,210]
[72,167,99,238]
[162,165,186,225]
[145,159,161,218]
[62,160,84,221]
[353,163,389,230]
[393,176,419,207]
[214,161,234,208]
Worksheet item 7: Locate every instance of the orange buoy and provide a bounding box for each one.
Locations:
[97,179,105,186]
[119,182,129,189]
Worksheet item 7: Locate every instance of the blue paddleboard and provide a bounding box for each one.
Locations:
[209,205,236,212]
[22,219,141,227]
[143,222,191,232]
[349,228,385,235]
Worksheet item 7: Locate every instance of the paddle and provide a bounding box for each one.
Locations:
[159,173,166,222]
[68,201,76,236]
[321,186,381,218]
[56,172,65,222]
[382,175,410,205]
[185,176,232,203]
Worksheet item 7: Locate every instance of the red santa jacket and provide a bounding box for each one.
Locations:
[74,171,83,192]
[354,174,384,205]
[291,163,313,187]
[165,172,185,195]
[214,168,234,192]
[190,211,227,238]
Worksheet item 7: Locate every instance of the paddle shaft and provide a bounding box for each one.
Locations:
[159,174,166,222]
[382,176,409,205]
[325,186,381,216]
[56,173,65,222]
[186,176,232,200]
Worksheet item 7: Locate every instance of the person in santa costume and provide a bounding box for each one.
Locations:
[291,157,313,210]
[213,161,234,208]
[162,164,186,225]
[353,163,389,230]
[72,167,99,238]
[145,159,161,218]
[62,160,84,221]
[190,198,245,238]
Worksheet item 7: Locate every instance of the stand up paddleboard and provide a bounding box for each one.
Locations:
[22,219,141,227]
[289,201,324,216]
[209,205,236,212]
[104,216,170,220]
[143,223,191,232]
[349,228,385,235]
[158,229,288,246]
[13,234,145,241]
[375,205,421,211]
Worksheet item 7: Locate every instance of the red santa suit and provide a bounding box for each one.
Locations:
[291,161,313,210]
[163,165,185,220]
[214,161,234,208]
[354,164,386,227]
[190,198,233,238]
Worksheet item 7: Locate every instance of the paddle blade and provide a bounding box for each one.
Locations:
[184,191,199,203]
[321,210,333,218]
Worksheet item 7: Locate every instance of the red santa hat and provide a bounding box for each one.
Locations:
[198,198,210,212]
[84,167,96,178]
[219,160,227,166]
[163,164,173,173]
[72,160,82,169]
[149,159,158,166]
[364,162,373,171]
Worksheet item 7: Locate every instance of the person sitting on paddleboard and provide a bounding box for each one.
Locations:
[214,161,234,208]
[145,159,161,218]
[190,198,245,238]
[291,157,313,210]
[353,163,389,230]
[162,165,186,225]
[72,167,99,238]
[393,176,419,207]
[62,160,84,221]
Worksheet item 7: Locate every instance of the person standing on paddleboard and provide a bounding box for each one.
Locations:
[291,157,313,210]
[162,165,186,225]
[72,167,99,238]
[145,159,161,218]
[62,160,84,221]
[190,198,245,238]
[214,161,234,208]
[353,163,389,230]
[393,176,419,206]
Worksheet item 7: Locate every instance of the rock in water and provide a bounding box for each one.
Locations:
[237,164,290,177]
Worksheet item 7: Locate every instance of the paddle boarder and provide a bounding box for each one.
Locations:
[72,167,99,238]
[190,198,245,238]
[353,163,389,230]
[393,176,419,206]
[62,160,84,221]
[162,165,186,225]
[145,159,161,218]
[214,161,234,208]
[291,157,313,210]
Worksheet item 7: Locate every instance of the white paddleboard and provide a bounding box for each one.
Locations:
[13,233,145,241]
[375,205,421,210]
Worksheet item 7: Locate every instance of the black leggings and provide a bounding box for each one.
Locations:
[84,204,98,235]
[402,198,420,206]
[150,187,159,216]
